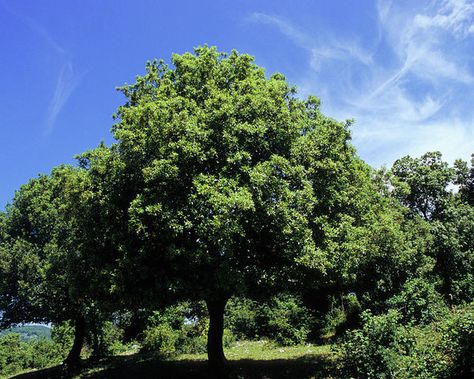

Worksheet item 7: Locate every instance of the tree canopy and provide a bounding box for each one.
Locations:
[0,46,473,375]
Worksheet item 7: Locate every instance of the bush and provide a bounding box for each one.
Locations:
[0,332,63,377]
[0,333,31,376]
[51,322,74,360]
[321,293,362,338]
[176,332,208,354]
[387,278,447,324]
[225,297,260,340]
[226,294,314,346]
[441,303,474,378]
[340,310,405,378]
[263,294,313,345]
[142,323,179,356]
[94,321,130,356]
[28,338,62,369]
[142,302,235,356]
[339,305,474,378]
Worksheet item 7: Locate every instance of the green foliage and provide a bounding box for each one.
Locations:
[0,325,51,340]
[102,322,130,355]
[339,310,445,378]
[0,333,31,377]
[441,303,474,378]
[142,303,235,356]
[1,46,474,374]
[340,304,474,378]
[225,295,314,345]
[391,152,456,221]
[0,166,91,337]
[321,306,346,339]
[108,46,345,305]
[340,310,401,378]
[431,203,474,304]
[321,293,362,337]
[142,323,179,356]
[387,278,448,324]
[50,322,74,358]
[454,154,474,205]
[89,321,129,356]
[0,333,65,377]
[27,338,64,370]
[262,295,313,346]
[225,297,260,340]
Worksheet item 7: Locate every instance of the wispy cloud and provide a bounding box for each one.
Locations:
[1,0,81,136]
[250,13,312,47]
[250,0,474,166]
[414,0,474,37]
[45,62,80,136]
[250,12,374,72]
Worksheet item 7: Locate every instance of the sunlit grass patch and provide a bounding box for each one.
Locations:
[176,340,333,361]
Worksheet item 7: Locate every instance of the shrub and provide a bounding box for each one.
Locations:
[340,310,405,378]
[387,278,447,324]
[142,323,179,356]
[321,293,362,338]
[339,305,474,378]
[0,333,30,376]
[226,294,314,345]
[51,322,74,359]
[441,303,474,378]
[0,332,63,377]
[176,332,208,354]
[141,302,235,355]
[28,338,62,369]
[225,297,260,340]
[263,294,313,345]
[95,321,130,356]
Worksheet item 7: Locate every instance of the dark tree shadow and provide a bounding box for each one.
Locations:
[11,353,338,379]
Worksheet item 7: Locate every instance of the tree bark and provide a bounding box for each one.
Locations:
[206,296,228,369]
[65,316,86,368]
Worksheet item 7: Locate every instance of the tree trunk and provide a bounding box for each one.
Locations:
[65,316,86,368]
[206,296,228,369]
[92,324,100,358]
[123,310,146,342]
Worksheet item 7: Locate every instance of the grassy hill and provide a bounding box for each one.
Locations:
[0,325,51,340]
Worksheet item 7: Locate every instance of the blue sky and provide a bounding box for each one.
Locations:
[1,0,474,207]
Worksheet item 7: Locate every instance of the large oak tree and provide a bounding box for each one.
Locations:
[108,46,372,366]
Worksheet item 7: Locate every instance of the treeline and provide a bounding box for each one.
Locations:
[0,47,473,378]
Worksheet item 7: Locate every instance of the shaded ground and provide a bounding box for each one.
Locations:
[12,356,336,379]
[12,342,338,379]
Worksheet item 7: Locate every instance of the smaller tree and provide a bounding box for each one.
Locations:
[454,154,474,206]
[391,152,456,221]
[0,166,97,367]
[431,204,474,304]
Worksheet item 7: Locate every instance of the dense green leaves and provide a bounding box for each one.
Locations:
[111,47,324,302]
[391,152,456,220]
[0,47,473,376]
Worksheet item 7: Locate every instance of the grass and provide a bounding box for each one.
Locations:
[177,340,333,361]
[11,341,338,379]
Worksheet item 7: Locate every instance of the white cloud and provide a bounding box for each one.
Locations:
[354,117,474,166]
[250,13,311,47]
[250,1,474,166]
[1,1,81,135]
[45,62,80,136]
[249,12,374,72]
[414,0,474,37]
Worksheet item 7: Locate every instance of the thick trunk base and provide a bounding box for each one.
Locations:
[206,296,228,369]
[64,317,86,369]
